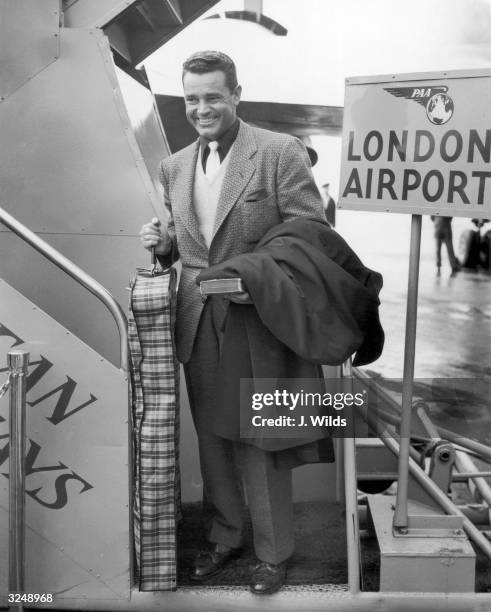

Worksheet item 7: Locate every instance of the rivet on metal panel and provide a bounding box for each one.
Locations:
[60,547,64,551]
[100,358,104,362]
[96,574,100,578]
[65,332,69,335]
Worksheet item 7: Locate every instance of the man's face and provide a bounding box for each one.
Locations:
[183,70,241,140]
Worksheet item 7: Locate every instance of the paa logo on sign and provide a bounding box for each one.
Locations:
[384,86,454,125]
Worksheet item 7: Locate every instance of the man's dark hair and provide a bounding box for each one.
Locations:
[182,50,238,92]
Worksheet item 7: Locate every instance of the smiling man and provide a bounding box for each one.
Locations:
[139,50,325,595]
[184,63,240,140]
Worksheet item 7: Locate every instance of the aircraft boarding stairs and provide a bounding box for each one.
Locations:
[2,209,491,612]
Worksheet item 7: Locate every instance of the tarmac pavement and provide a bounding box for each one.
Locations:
[336,211,491,445]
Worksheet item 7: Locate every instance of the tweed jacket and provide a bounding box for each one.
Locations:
[159,119,325,363]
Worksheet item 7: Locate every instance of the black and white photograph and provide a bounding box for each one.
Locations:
[1,1,491,610]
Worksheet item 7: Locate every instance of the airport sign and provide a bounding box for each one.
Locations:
[339,69,491,217]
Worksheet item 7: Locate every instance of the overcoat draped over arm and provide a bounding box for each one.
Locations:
[197,218,384,466]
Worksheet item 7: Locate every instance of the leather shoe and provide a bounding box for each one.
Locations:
[190,544,241,581]
[250,560,286,595]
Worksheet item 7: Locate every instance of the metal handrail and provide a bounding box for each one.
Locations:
[0,207,128,371]
[352,370,491,462]
[341,358,361,594]
[8,350,28,611]
[353,368,491,559]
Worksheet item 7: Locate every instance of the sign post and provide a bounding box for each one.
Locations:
[339,68,491,534]
[393,214,421,529]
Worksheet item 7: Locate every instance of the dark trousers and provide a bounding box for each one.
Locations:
[184,299,294,564]
[436,234,459,269]
[434,218,458,269]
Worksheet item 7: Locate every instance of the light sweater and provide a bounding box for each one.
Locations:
[193,145,232,248]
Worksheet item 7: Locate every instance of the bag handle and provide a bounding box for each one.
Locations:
[150,217,162,276]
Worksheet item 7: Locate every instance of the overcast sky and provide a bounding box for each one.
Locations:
[145,0,491,106]
[141,0,491,261]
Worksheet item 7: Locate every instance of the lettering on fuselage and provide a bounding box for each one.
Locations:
[0,323,95,509]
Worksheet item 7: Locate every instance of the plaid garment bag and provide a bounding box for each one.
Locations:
[128,257,180,591]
